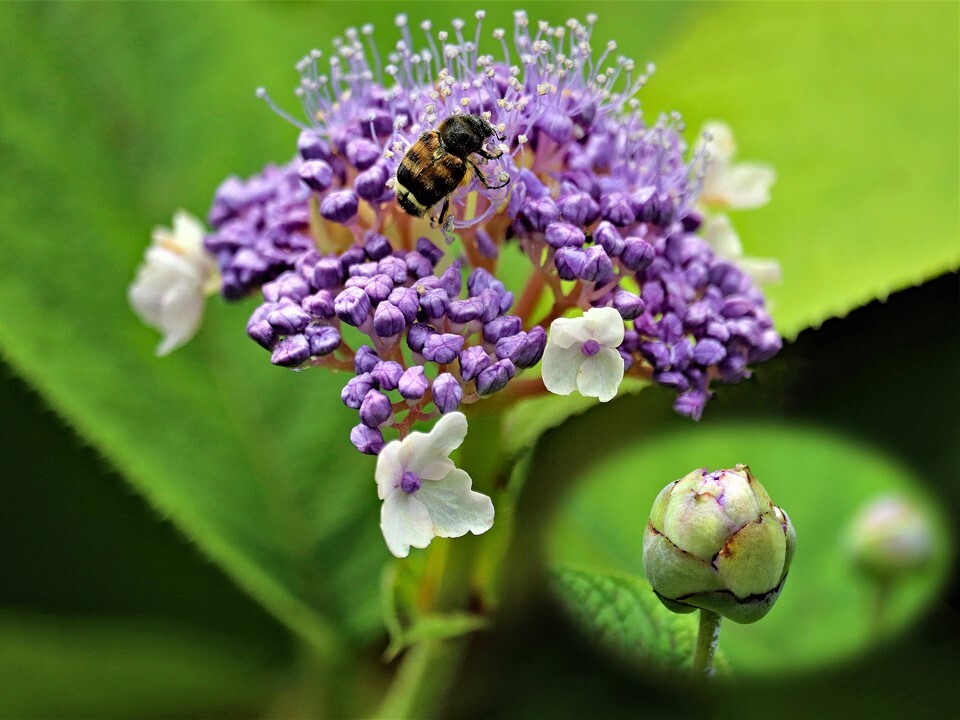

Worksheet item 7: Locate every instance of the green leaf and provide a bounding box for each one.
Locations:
[547,423,951,673]
[550,565,699,672]
[0,611,277,719]
[0,3,386,651]
[641,2,960,338]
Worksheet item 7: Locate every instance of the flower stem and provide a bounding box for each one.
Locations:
[691,609,722,679]
[374,413,504,719]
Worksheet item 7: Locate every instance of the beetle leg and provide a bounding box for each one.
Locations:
[468,160,509,190]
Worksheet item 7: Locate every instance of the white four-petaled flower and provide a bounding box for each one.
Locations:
[542,306,625,403]
[128,210,220,356]
[699,120,776,210]
[376,412,494,558]
[698,121,781,286]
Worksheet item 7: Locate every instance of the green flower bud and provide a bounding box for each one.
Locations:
[643,464,796,624]
[847,495,933,582]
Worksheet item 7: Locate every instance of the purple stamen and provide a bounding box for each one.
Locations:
[581,339,601,356]
[400,471,421,494]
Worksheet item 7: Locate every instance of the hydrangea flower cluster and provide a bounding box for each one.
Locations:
[200,10,781,453]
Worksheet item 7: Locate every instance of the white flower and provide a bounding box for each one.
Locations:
[542,306,625,403]
[702,214,782,286]
[376,412,494,558]
[699,120,776,210]
[128,210,220,356]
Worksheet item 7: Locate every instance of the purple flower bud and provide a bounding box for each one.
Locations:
[447,298,483,324]
[312,258,343,289]
[553,247,585,281]
[684,300,712,327]
[641,281,665,313]
[593,221,623,257]
[267,302,312,334]
[613,290,645,320]
[498,327,546,368]
[298,160,334,192]
[263,272,311,303]
[340,246,366,269]
[398,365,429,400]
[719,353,750,383]
[373,301,407,337]
[378,256,409,284]
[750,329,783,363]
[621,237,655,272]
[476,289,503,323]
[320,190,359,223]
[693,338,727,366]
[721,295,756,319]
[654,370,690,392]
[334,287,371,326]
[673,338,694,369]
[372,360,404,391]
[440,261,463,297]
[422,333,465,365]
[246,311,276,350]
[364,274,394,304]
[641,341,672,369]
[519,197,560,232]
[350,423,385,455]
[600,193,636,227]
[364,108,394,136]
[538,110,574,143]
[420,288,450,319]
[345,138,380,170]
[305,324,341,356]
[475,358,516,396]
[498,290,515,314]
[467,268,505,297]
[271,334,311,367]
[347,262,379,279]
[545,222,586,249]
[578,246,613,283]
[298,129,331,161]
[459,346,491,381]
[354,345,380,374]
[406,251,434,279]
[416,237,444,266]
[706,320,731,343]
[342,372,377,409]
[360,389,393,427]
[674,390,709,421]
[406,323,434,353]
[355,162,389,201]
[483,315,522,343]
[364,233,392,261]
[388,286,419,323]
[558,192,600,226]
[432,373,463,414]
[682,211,703,232]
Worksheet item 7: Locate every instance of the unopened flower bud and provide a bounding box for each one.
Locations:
[643,464,796,624]
[846,495,934,582]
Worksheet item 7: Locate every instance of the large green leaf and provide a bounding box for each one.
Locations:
[547,423,951,673]
[642,2,960,338]
[0,3,388,650]
[0,612,277,719]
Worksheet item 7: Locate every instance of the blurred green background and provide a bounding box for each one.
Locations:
[0,2,957,718]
